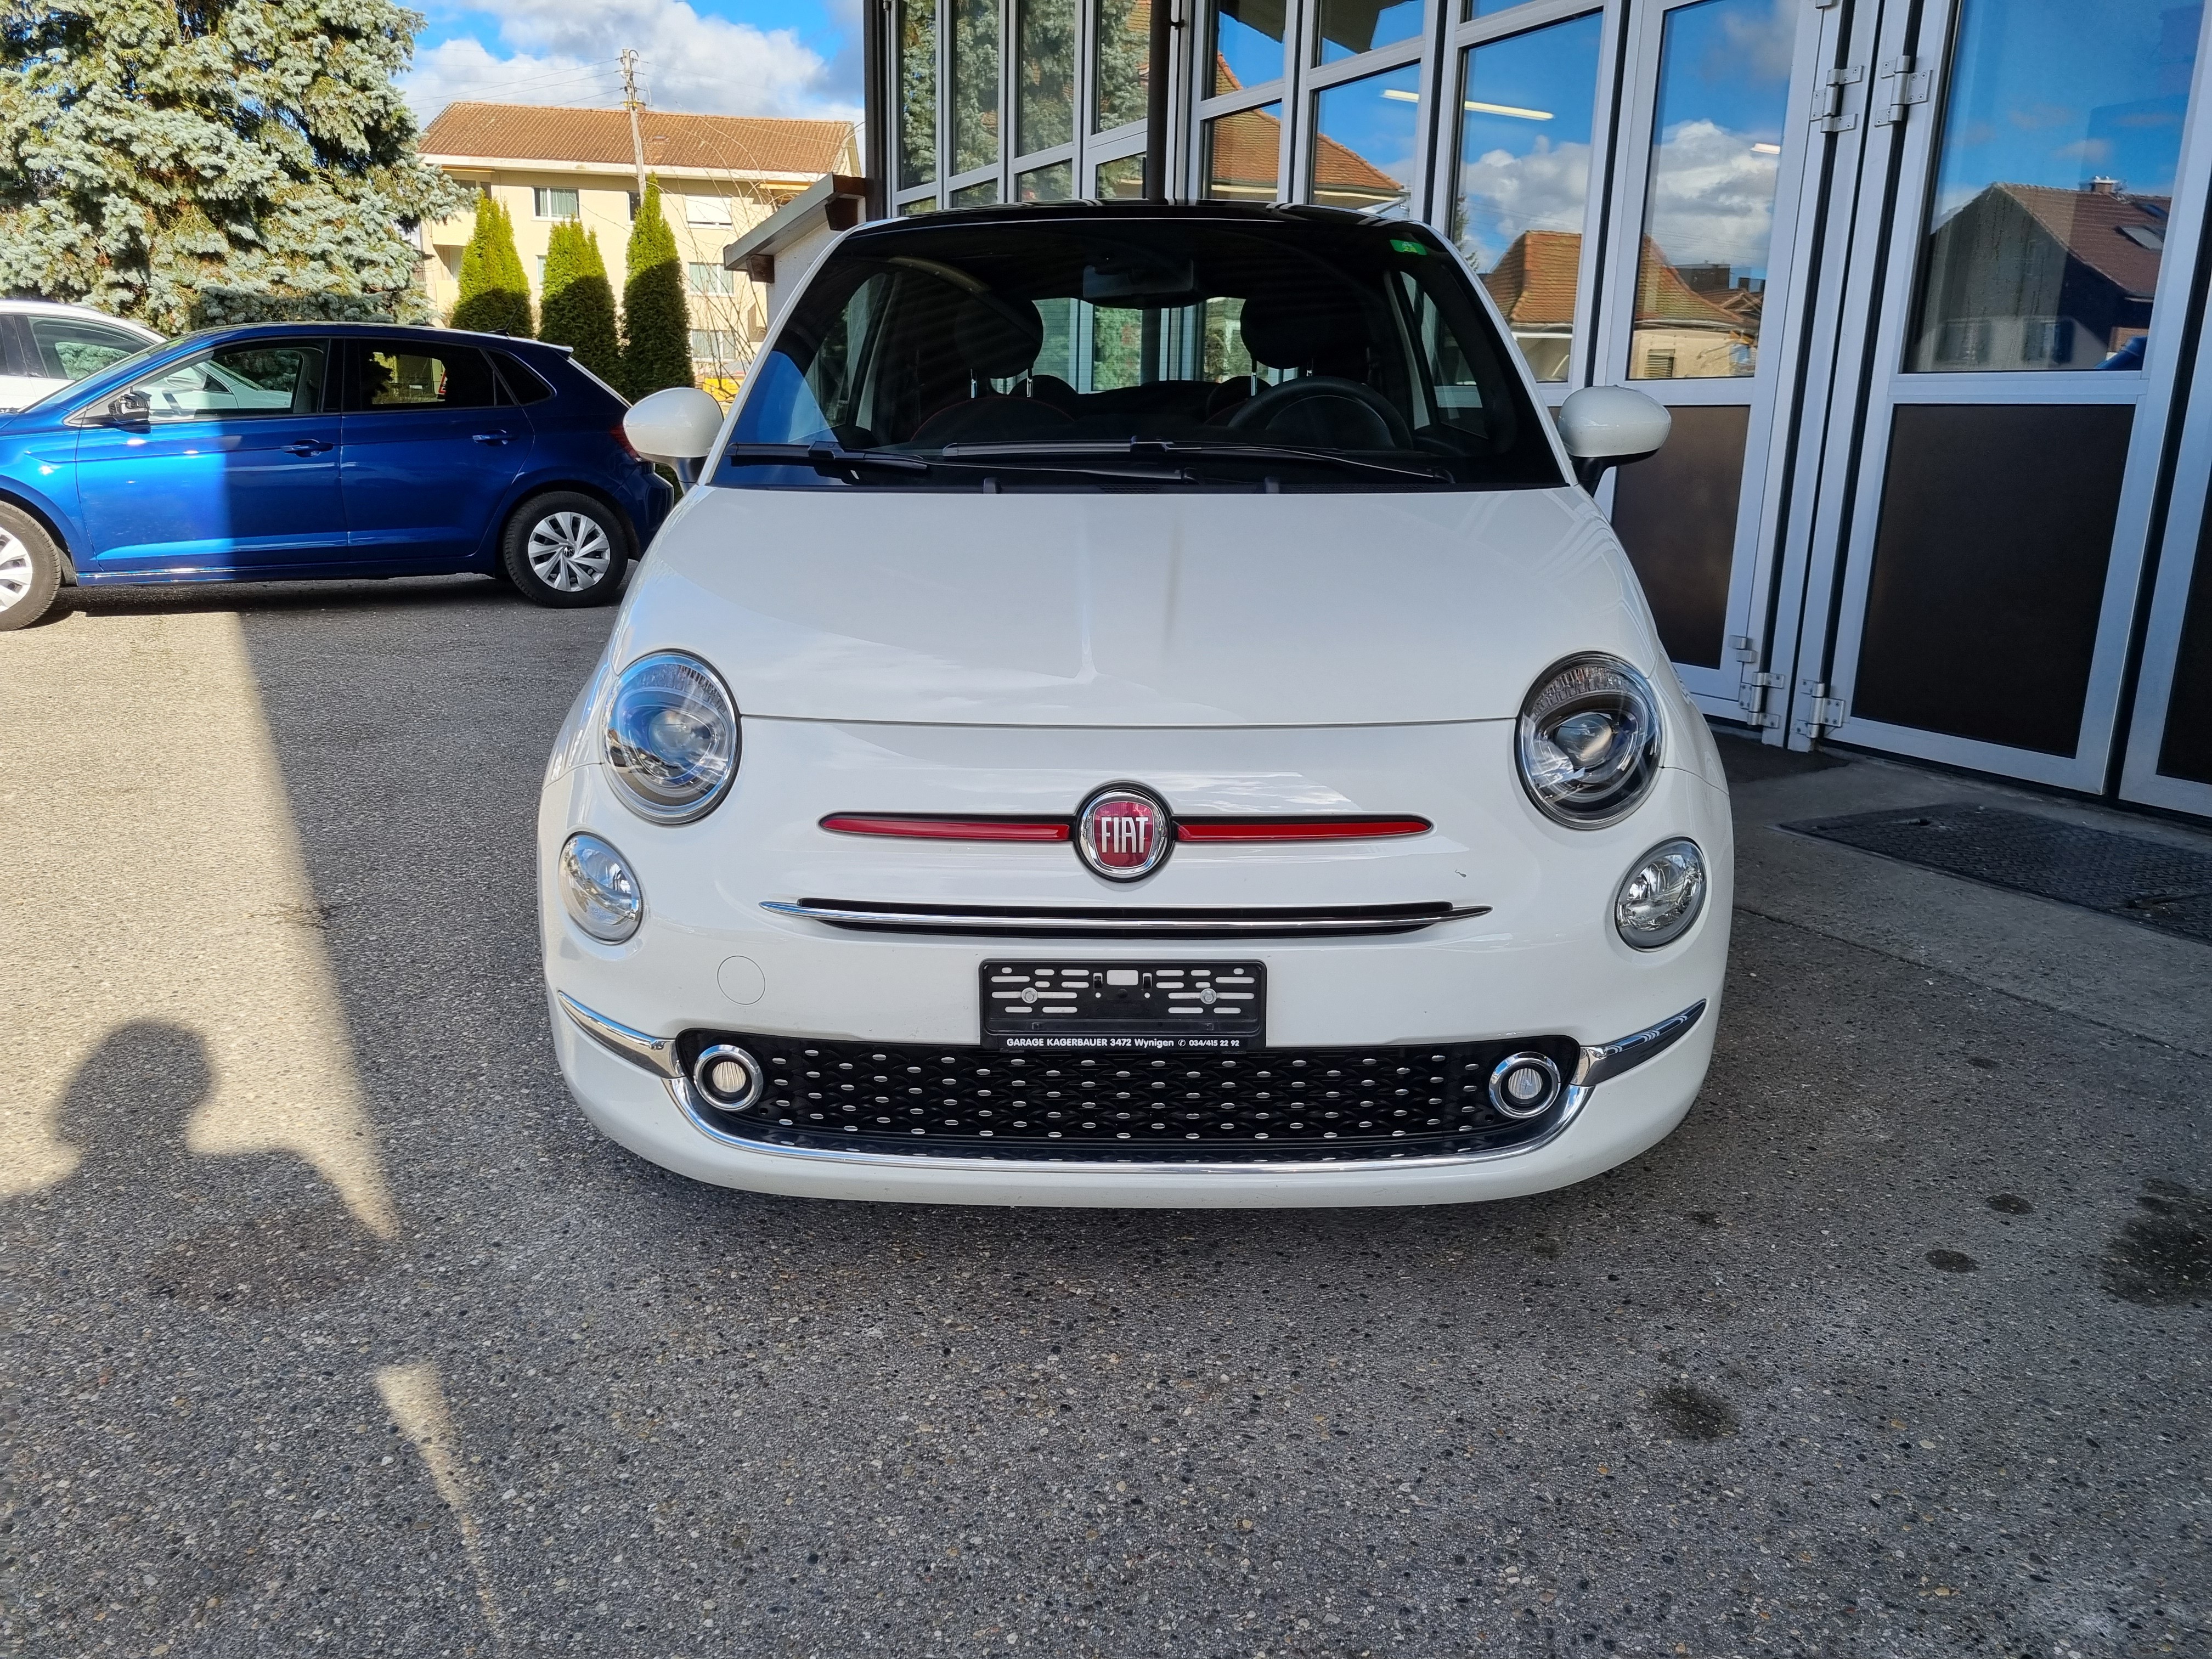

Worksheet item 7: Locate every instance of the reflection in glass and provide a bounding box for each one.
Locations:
[1452,12,1604,381]
[950,178,1000,207]
[1097,154,1148,198]
[1204,103,1283,200]
[1095,0,1150,131]
[1629,0,1793,381]
[952,0,1001,175]
[899,195,938,216]
[898,0,937,187]
[1910,0,2197,373]
[1214,0,1286,94]
[1468,0,1532,13]
[1016,161,1074,201]
[1310,63,1419,216]
[1317,0,1423,66]
[1015,0,1076,155]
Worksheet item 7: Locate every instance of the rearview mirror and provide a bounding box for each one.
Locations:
[624,387,726,471]
[1555,386,1671,492]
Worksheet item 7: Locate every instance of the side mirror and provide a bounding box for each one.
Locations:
[1556,386,1671,492]
[86,391,151,431]
[624,387,726,473]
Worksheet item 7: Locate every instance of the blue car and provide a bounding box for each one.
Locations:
[0,321,672,629]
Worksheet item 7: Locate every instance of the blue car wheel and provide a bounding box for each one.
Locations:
[0,504,64,632]
[500,491,629,609]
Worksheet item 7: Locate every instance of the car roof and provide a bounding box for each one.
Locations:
[171,320,573,354]
[0,297,165,336]
[852,200,1398,235]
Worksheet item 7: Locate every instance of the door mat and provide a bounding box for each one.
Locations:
[1784,802,2212,947]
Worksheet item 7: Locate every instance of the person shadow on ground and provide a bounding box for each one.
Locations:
[3,1021,487,1653]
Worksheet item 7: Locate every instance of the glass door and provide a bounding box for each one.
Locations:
[1790,0,2209,789]
[1583,0,1828,725]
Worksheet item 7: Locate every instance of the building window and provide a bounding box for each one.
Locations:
[691,329,745,362]
[686,194,735,227]
[898,0,938,187]
[1308,64,1417,216]
[533,188,579,219]
[1451,10,1605,383]
[689,262,735,294]
[1094,0,1148,133]
[952,0,1002,173]
[1014,0,1076,156]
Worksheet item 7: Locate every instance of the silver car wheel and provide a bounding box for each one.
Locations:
[526,510,614,593]
[0,529,31,612]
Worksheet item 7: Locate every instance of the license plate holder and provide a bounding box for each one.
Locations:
[980,960,1266,1051]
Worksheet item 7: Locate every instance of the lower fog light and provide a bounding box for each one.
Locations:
[1488,1052,1562,1120]
[558,832,643,943]
[1614,837,1707,951]
[692,1043,764,1111]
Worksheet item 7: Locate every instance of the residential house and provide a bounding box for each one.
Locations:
[416,103,859,392]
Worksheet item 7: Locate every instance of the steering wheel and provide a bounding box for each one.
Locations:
[1226,375,1415,449]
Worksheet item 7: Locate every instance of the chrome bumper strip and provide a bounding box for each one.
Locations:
[759,899,1490,936]
[556,991,682,1079]
[1572,1000,1706,1088]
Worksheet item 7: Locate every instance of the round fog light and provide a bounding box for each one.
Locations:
[558,832,643,943]
[691,1043,764,1111]
[1488,1052,1562,1119]
[1614,837,1707,951]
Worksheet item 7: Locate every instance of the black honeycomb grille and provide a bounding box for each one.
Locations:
[676,1032,1578,1163]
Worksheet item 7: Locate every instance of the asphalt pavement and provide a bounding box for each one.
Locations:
[3,575,2208,1658]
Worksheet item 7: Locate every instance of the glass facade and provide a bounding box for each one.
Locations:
[868,0,2212,819]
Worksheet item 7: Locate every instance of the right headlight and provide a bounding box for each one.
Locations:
[602,651,738,823]
[1516,654,1663,828]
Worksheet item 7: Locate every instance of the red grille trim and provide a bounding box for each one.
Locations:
[1176,816,1431,842]
[820,814,1071,842]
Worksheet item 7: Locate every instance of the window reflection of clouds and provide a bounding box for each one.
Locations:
[1310,62,1423,215]
[1452,13,1603,272]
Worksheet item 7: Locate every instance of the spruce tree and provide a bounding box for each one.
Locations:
[0,0,465,330]
[539,219,620,382]
[450,195,533,336]
[621,180,694,397]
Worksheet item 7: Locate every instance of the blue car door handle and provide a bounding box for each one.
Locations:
[472,431,512,446]
[284,438,335,456]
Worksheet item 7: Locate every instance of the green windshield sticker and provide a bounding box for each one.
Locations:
[1389,237,1427,256]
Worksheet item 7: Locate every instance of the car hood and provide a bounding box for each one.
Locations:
[615,484,1666,726]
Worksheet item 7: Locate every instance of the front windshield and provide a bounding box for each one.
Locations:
[720,210,1563,492]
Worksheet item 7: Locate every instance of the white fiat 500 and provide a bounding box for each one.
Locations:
[541,201,1730,1207]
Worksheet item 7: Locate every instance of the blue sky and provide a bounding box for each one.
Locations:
[404,0,865,126]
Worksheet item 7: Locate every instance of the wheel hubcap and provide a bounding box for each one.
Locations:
[0,531,31,611]
[527,511,614,592]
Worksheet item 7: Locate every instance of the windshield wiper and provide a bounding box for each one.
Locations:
[806,442,931,477]
[941,439,1451,483]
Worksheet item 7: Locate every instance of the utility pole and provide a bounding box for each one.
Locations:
[621,49,647,199]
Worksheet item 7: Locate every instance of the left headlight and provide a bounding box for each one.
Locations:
[603,651,738,823]
[559,832,644,943]
[1615,838,1706,950]
[1516,653,1663,828]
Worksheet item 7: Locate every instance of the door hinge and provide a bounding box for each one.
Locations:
[1795,679,1848,738]
[1874,55,1934,127]
[1810,65,1863,133]
[1737,670,1784,729]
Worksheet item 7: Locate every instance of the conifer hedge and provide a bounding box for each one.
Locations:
[621,180,695,397]
[450,195,534,337]
[539,219,620,382]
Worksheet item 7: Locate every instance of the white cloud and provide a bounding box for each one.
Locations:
[405,0,864,127]
[1643,119,1780,274]
[1454,139,1593,269]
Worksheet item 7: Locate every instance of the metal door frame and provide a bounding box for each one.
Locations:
[1782,0,2212,789]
